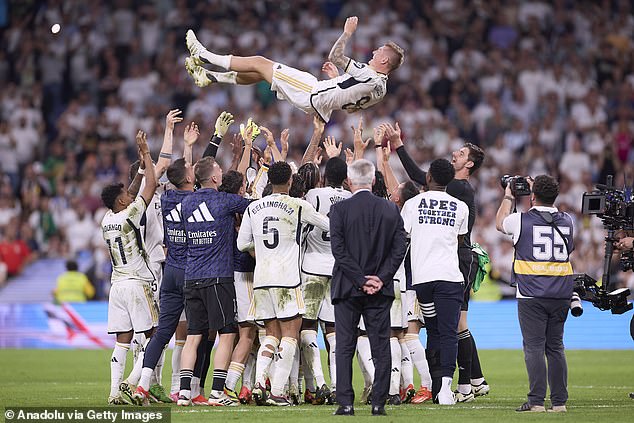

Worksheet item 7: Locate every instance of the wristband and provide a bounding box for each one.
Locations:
[159,152,172,159]
[504,196,514,201]
[138,168,146,175]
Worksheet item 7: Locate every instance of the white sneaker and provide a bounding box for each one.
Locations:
[454,390,475,403]
[437,390,456,405]
[185,57,213,87]
[176,395,192,406]
[472,382,490,396]
[208,392,238,406]
[185,29,207,65]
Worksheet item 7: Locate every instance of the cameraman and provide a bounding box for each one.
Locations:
[495,175,574,413]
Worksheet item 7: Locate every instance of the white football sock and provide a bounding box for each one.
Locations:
[458,384,472,395]
[405,333,431,389]
[225,361,246,391]
[243,347,256,390]
[290,345,300,391]
[126,337,149,385]
[399,338,414,388]
[191,376,200,398]
[440,376,453,393]
[110,342,130,398]
[199,50,232,71]
[389,337,401,395]
[131,334,144,363]
[139,367,153,391]
[471,377,485,386]
[326,332,337,390]
[302,347,316,392]
[357,336,374,386]
[152,347,165,385]
[301,330,326,387]
[171,340,185,394]
[256,336,279,387]
[271,337,297,396]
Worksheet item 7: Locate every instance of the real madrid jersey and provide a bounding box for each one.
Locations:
[302,186,352,276]
[139,179,166,264]
[101,197,155,284]
[237,193,329,289]
[310,59,387,123]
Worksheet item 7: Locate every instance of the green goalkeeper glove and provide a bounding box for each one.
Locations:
[214,111,235,138]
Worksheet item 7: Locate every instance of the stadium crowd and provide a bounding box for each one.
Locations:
[1,0,633,296]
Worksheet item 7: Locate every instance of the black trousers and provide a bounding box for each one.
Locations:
[518,298,569,406]
[334,294,393,407]
[414,281,463,377]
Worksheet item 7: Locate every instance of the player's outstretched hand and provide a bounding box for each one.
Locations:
[314,146,324,166]
[136,130,149,154]
[352,117,372,155]
[165,109,183,130]
[323,135,342,158]
[313,115,326,132]
[183,122,200,146]
[383,122,403,150]
[322,61,340,79]
[260,126,276,147]
[344,16,358,35]
[214,111,235,138]
[344,148,354,165]
[280,128,290,160]
[240,118,260,141]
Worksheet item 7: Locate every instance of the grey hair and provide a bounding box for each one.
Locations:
[347,159,375,186]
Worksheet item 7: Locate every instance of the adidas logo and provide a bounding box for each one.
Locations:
[391,367,400,373]
[309,342,318,349]
[187,202,215,223]
[165,203,182,222]
[111,357,118,363]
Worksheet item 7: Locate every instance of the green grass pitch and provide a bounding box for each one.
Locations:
[1,349,633,422]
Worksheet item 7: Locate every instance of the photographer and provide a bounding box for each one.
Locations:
[495,175,574,413]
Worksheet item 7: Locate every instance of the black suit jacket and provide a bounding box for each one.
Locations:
[330,190,408,304]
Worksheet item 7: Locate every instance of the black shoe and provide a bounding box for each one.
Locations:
[387,394,401,405]
[515,402,545,412]
[315,384,331,405]
[326,390,337,405]
[371,405,387,416]
[630,392,634,399]
[333,405,354,416]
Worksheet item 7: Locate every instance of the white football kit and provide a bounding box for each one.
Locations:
[270,59,387,123]
[237,193,329,320]
[302,186,352,322]
[138,180,166,300]
[102,197,158,333]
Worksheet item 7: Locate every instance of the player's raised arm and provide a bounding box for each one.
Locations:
[183,121,200,165]
[137,130,157,205]
[328,16,357,71]
[155,109,182,178]
[301,116,326,165]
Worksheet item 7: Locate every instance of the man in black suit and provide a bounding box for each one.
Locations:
[330,159,408,416]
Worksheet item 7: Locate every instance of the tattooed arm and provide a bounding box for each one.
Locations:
[328,16,357,71]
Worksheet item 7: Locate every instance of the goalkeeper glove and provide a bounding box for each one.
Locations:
[239,117,261,142]
[214,111,235,138]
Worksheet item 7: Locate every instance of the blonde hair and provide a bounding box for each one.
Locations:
[385,41,405,72]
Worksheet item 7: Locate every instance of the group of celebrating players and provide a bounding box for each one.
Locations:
[101,16,489,408]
